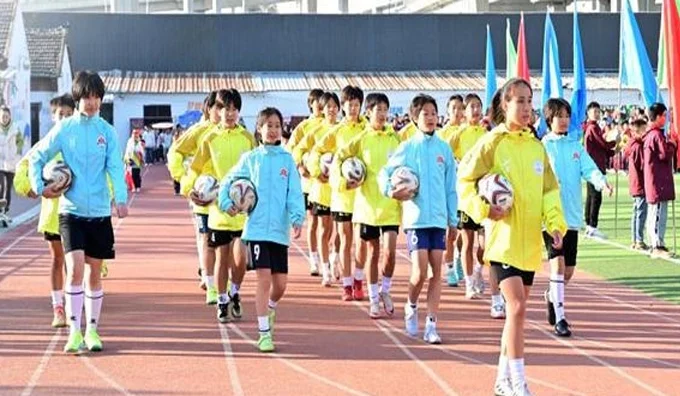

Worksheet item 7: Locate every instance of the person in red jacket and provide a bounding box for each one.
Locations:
[643,103,676,259]
[583,102,617,239]
[624,119,648,250]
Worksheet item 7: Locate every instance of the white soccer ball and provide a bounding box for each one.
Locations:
[478,173,514,212]
[193,175,219,204]
[319,152,334,178]
[229,178,258,214]
[390,166,419,200]
[341,157,366,186]
[42,161,72,193]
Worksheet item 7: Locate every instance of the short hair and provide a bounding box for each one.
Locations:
[464,93,482,108]
[58,94,76,110]
[409,94,438,119]
[341,85,364,106]
[215,88,242,111]
[0,105,9,115]
[587,101,601,111]
[320,92,340,109]
[543,98,572,131]
[72,70,105,102]
[256,107,283,130]
[307,89,324,111]
[447,94,464,107]
[631,118,648,129]
[365,93,390,111]
[648,102,668,122]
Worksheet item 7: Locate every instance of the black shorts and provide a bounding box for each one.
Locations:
[194,213,209,234]
[247,241,289,274]
[59,214,115,260]
[208,229,243,248]
[543,230,579,267]
[490,261,535,286]
[44,232,61,242]
[303,193,312,211]
[311,203,331,217]
[332,211,353,222]
[359,224,400,241]
[457,211,482,231]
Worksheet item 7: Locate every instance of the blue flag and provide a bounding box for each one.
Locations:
[484,24,497,114]
[619,0,659,107]
[539,13,563,139]
[570,8,587,141]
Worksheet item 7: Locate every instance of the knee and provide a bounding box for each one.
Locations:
[506,299,527,321]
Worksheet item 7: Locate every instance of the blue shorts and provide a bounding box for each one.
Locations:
[405,227,446,253]
[194,214,209,234]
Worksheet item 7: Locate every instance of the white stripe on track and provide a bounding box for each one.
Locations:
[218,324,244,396]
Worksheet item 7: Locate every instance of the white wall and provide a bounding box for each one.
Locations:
[57,46,73,95]
[31,91,56,140]
[4,3,31,155]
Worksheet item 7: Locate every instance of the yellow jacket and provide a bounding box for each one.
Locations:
[437,123,461,145]
[170,120,216,215]
[187,125,255,231]
[398,122,418,142]
[286,115,324,195]
[310,117,367,213]
[457,125,567,272]
[294,120,339,208]
[333,125,401,226]
[448,123,486,162]
[14,147,62,235]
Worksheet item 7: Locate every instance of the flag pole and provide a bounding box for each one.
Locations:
[614,80,622,239]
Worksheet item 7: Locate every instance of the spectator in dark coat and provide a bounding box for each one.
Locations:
[624,119,648,250]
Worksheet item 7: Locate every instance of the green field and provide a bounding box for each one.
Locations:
[577,172,680,304]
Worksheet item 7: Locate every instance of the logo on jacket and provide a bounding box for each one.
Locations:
[572,151,581,161]
[96,135,107,147]
[436,155,445,165]
[280,168,288,178]
[533,160,544,175]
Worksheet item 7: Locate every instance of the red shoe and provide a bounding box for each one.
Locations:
[353,279,364,301]
[342,286,354,301]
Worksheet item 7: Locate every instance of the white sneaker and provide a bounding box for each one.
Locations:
[379,291,394,317]
[309,261,320,276]
[474,272,485,294]
[493,378,513,396]
[465,286,481,300]
[512,383,533,396]
[491,303,506,319]
[590,228,606,239]
[321,273,332,287]
[584,226,594,238]
[404,304,418,336]
[423,320,441,344]
[369,300,382,319]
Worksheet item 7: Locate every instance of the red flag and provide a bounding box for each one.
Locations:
[516,13,530,82]
[663,0,680,140]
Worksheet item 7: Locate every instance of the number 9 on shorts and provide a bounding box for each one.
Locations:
[246,241,290,274]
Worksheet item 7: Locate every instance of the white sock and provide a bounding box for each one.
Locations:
[445,261,453,269]
[380,276,392,294]
[343,277,353,287]
[426,314,436,324]
[268,299,278,310]
[354,268,365,281]
[257,316,270,333]
[84,288,103,332]
[322,262,331,277]
[407,297,417,308]
[230,282,240,296]
[509,358,526,390]
[65,285,84,335]
[473,262,483,275]
[496,355,510,381]
[550,274,566,321]
[491,294,504,306]
[369,283,380,303]
[310,251,319,264]
[205,275,215,289]
[465,275,474,288]
[51,290,64,307]
[218,293,229,304]
[329,252,338,266]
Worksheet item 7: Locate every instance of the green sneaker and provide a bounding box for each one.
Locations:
[85,328,103,352]
[257,332,275,353]
[64,331,84,354]
[268,309,276,335]
[206,287,218,305]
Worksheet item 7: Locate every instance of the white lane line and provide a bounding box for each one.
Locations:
[81,355,136,396]
[20,329,63,396]
[218,324,244,396]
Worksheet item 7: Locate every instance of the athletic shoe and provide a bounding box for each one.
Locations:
[446,266,459,287]
[52,306,66,328]
[352,278,364,301]
[198,268,206,290]
[490,303,506,319]
[631,241,649,251]
[473,271,485,294]
[309,261,320,277]
[380,291,394,317]
[206,287,218,305]
[590,228,606,239]
[84,329,103,352]
[64,331,84,354]
[512,383,534,396]
[321,273,332,287]
[465,286,481,300]
[257,332,275,353]
[369,301,382,319]
[494,378,513,396]
[217,302,230,323]
[230,293,242,319]
[268,309,276,334]
[404,304,418,337]
[423,320,441,344]
[651,246,674,259]
[342,286,354,301]
[544,290,556,326]
[554,319,572,337]
[100,261,108,278]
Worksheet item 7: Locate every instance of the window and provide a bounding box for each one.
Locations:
[143,104,172,127]
[101,103,114,125]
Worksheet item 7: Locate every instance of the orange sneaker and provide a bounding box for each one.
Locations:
[342,286,354,301]
[352,279,364,301]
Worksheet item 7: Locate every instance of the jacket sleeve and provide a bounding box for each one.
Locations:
[218,153,252,212]
[286,121,307,157]
[13,147,34,197]
[104,125,128,205]
[286,157,305,228]
[586,125,616,152]
[542,153,568,235]
[448,128,463,161]
[444,145,459,227]
[378,141,408,197]
[579,145,607,191]
[28,125,63,197]
[294,131,315,167]
[456,136,496,224]
[653,132,674,163]
[308,128,336,180]
[166,144,185,182]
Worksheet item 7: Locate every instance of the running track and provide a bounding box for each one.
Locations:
[1,166,679,396]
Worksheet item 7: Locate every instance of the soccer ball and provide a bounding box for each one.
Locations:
[319,152,334,178]
[229,178,258,214]
[340,157,366,186]
[42,161,72,193]
[183,156,194,171]
[390,166,419,200]
[193,175,219,205]
[478,173,514,212]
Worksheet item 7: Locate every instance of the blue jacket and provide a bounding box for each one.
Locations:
[28,113,127,218]
[378,130,458,230]
[218,144,305,246]
[543,132,607,229]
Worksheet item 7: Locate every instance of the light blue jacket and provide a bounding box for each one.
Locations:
[543,132,607,230]
[218,144,305,246]
[28,113,127,218]
[378,130,458,230]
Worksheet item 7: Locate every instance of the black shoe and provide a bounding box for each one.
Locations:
[217,302,230,323]
[554,319,572,337]
[544,290,556,326]
[230,293,242,319]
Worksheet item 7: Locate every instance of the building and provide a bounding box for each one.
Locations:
[26,26,72,143]
[0,0,31,152]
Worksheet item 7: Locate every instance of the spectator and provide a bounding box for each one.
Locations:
[142,127,156,165]
[125,129,145,192]
[0,106,24,223]
[624,118,648,250]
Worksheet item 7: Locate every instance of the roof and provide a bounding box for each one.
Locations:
[26,27,68,78]
[0,0,17,63]
[99,70,626,95]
